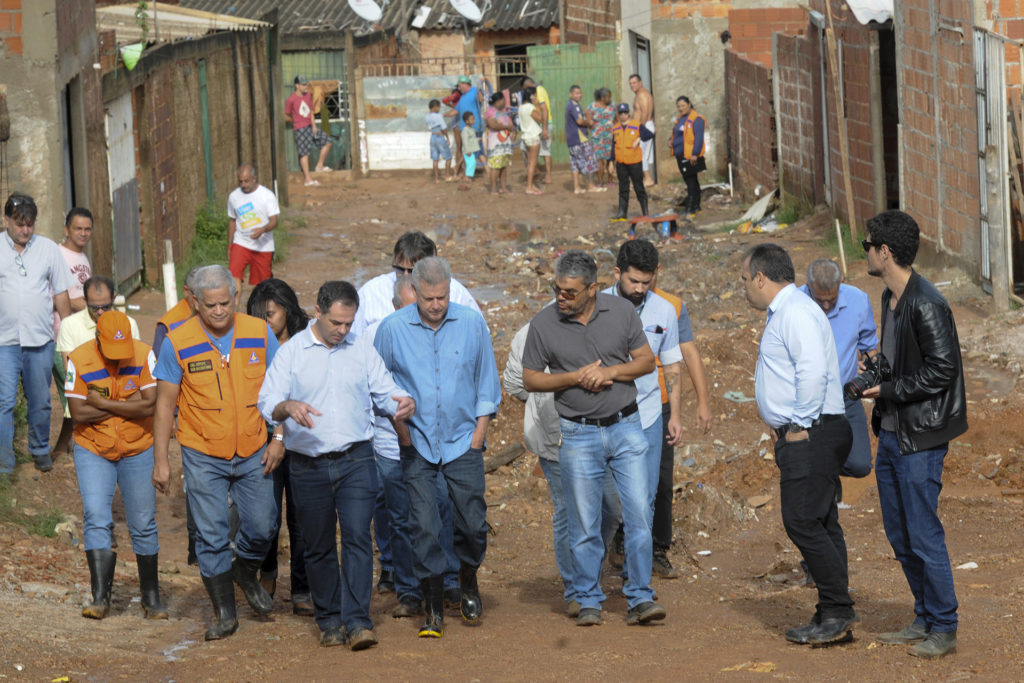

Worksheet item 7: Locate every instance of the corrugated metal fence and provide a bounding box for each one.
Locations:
[527,41,621,165]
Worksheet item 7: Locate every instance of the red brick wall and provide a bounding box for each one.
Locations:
[143,68,181,262]
[652,1,731,20]
[897,0,979,265]
[0,0,22,56]
[729,6,808,67]
[774,31,824,206]
[725,50,776,196]
[564,0,620,48]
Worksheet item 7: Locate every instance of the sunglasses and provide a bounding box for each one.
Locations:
[861,240,882,253]
[7,196,36,209]
[550,283,585,300]
[88,303,113,313]
[393,264,415,275]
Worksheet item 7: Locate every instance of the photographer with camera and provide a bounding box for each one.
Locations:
[800,259,878,482]
[859,210,966,659]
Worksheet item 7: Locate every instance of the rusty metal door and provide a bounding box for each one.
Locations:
[106,92,142,292]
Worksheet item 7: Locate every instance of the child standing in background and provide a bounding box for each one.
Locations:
[460,111,480,190]
[426,99,454,182]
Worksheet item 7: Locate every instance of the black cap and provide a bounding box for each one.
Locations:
[616,103,630,114]
[294,74,309,85]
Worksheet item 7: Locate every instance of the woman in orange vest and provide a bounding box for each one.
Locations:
[670,96,707,216]
[65,311,167,620]
[612,103,649,221]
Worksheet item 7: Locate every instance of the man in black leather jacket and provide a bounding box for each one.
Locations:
[861,210,966,660]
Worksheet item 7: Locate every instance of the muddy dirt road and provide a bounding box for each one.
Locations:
[3,170,1024,681]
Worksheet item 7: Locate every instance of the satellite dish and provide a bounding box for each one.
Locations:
[449,0,483,23]
[348,0,383,22]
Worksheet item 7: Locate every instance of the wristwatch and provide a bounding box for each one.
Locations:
[786,423,806,434]
[273,433,284,442]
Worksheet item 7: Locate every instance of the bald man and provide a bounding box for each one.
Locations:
[227,164,280,306]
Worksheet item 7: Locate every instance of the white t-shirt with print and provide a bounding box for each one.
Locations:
[227,184,280,253]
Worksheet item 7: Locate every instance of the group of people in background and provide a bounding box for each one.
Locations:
[422,74,707,222]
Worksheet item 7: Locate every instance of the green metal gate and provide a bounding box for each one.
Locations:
[281,50,350,172]
[526,41,621,166]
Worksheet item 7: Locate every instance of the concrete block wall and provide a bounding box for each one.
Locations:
[724,50,777,195]
[729,6,808,66]
[774,31,823,206]
[897,0,980,266]
[564,0,621,47]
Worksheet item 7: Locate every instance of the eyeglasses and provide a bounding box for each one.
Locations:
[14,254,25,277]
[861,240,882,253]
[550,283,585,300]
[88,303,113,313]
[393,264,414,275]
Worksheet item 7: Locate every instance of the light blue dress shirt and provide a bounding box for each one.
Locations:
[798,283,878,385]
[373,301,501,465]
[0,232,73,347]
[602,286,682,428]
[354,320,401,462]
[755,284,845,429]
[258,321,409,457]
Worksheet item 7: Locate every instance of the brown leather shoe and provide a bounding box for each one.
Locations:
[292,594,315,617]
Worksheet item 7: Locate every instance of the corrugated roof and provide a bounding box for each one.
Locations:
[97,2,269,44]
[177,0,557,35]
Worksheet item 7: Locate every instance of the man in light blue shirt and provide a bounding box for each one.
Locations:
[743,243,856,647]
[259,280,414,651]
[373,257,500,638]
[799,259,878,479]
[1,194,73,475]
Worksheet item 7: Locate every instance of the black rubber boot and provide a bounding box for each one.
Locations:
[136,554,169,619]
[418,576,445,638]
[612,199,629,221]
[82,549,116,619]
[639,197,650,217]
[459,563,482,622]
[232,555,274,615]
[202,571,239,641]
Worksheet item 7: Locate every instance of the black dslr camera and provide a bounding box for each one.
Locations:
[843,354,891,400]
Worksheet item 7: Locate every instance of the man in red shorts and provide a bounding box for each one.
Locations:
[227,164,280,306]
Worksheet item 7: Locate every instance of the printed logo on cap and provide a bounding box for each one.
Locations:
[113,330,125,340]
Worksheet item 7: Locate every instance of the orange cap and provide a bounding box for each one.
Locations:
[96,311,133,360]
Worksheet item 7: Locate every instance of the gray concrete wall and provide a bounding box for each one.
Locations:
[619,0,651,100]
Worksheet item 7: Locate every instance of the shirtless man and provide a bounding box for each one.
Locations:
[629,74,656,187]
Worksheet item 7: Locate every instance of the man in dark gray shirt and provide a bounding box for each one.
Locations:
[522,250,664,628]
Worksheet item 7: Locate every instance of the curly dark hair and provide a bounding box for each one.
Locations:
[246,278,309,339]
[616,238,659,274]
[865,210,919,268]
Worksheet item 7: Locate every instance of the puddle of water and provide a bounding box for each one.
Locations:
[163,638,197,662]
[470,284,507,304]
[964,362,1016,400]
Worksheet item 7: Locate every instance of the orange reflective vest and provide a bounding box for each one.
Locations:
[158,298,193,333]
[655,287,684,405]
[166,314,269,460]
[613,119,643,165]
[66,340,156,461]
[673,110,706,159]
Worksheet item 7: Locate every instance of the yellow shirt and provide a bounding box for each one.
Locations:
[536,85,553,124]
[56,308,142,355]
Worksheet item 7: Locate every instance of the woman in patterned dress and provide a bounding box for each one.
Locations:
[586,87,616,187]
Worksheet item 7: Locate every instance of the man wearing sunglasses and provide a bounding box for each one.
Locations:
[1,193,73,476]
[57,276,143,372]
[521,250,665,628]
[859,211,966,659]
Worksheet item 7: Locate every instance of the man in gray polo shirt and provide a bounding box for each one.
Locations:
[522,250,665,628]
[1,193,73,477]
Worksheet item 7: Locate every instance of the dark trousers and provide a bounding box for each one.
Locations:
[288,444,377,633]
[261,453,309,596]
[774,415,855,619]
[675,155,703,212]
[841,397,873,478]
[401,445,487,579]
[652,403,674,550]
[616,161,647,214]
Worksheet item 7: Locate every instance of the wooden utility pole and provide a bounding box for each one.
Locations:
[823,0,859,239]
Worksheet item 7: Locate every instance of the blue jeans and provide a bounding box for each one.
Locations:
[375,455,460,594]
[559,411,654,610]
[264,454,309,597]
[538,458,619,603]
[0,342,55,473]
[289,444,377,633]
[842,398,873,478]
[875,430,959,632]
[401,446,487,580]
[642,414,664,519]
[181,444,278,577]
[74,444,158,554]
